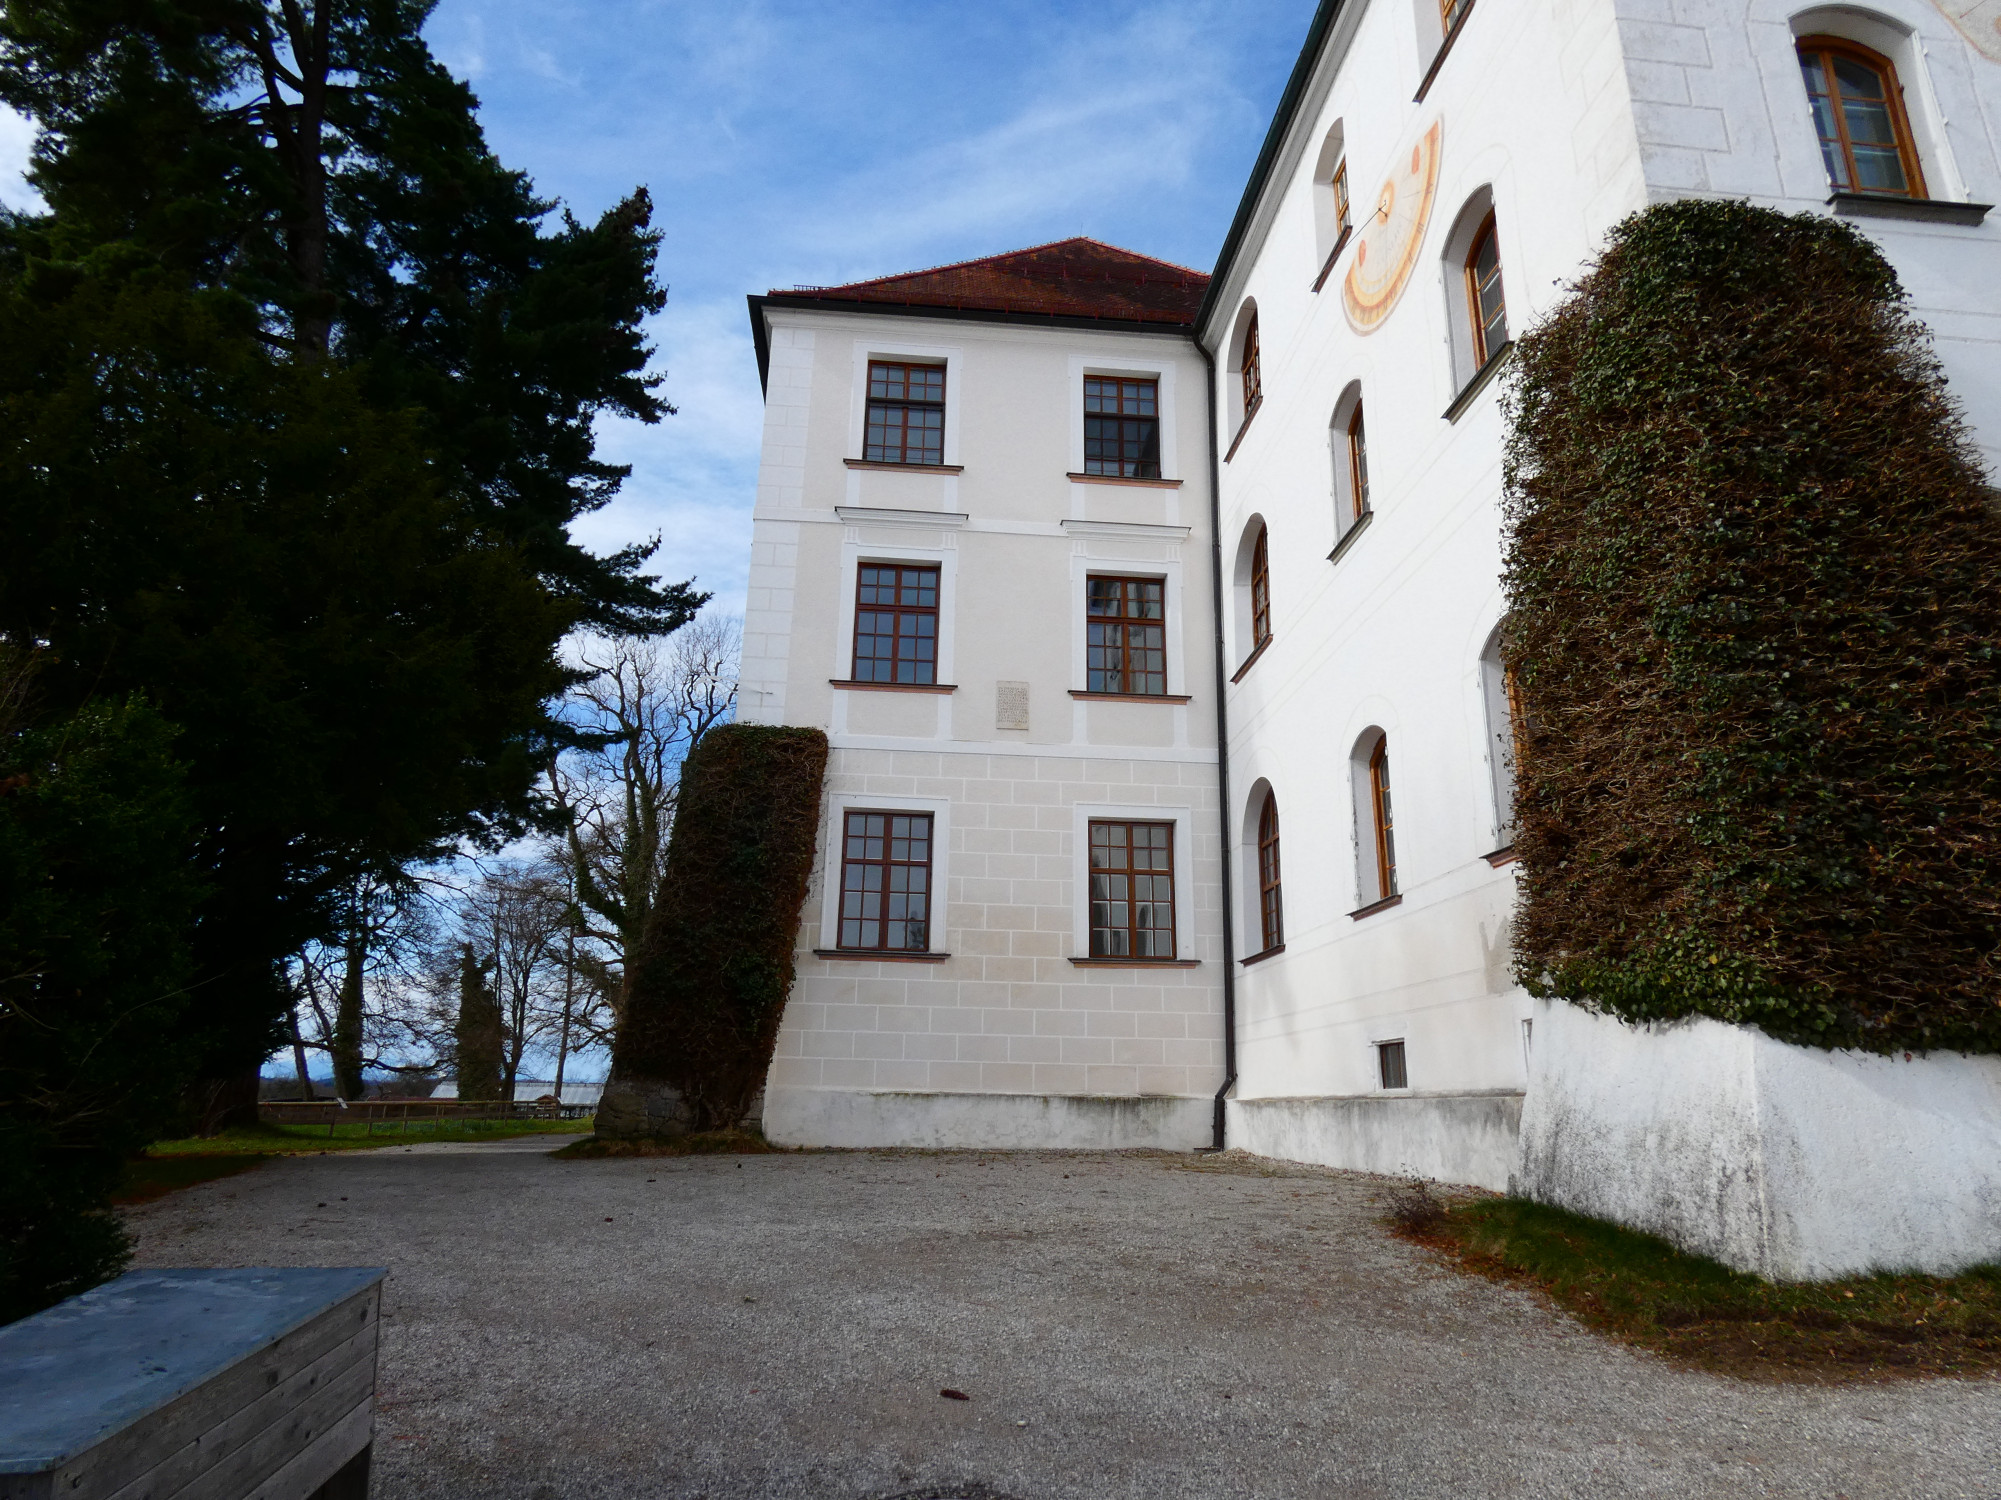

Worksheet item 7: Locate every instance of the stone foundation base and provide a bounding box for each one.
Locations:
[594,1075,695,1141]
[1515,997,2001,1280]
[763,1088,1212,1150]
[1228,1091,1523,1190]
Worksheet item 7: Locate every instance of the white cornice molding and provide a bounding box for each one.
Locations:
[1059,518,1193,540]
[835,505,970,528]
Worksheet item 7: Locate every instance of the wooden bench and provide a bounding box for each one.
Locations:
[0,1267,385,1500]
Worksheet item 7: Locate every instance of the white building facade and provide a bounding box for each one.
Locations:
[740,0,2001,1260]
[1197,0,2001,1253]
[739,245,1229,1150]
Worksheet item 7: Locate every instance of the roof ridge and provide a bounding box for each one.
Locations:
[788,236,1209,297]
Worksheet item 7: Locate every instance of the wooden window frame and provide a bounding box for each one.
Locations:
[1369,736,1399,901]
[1345,402,1370,524]
[1797,36,1927,200]
[1086,574,1169,697]
[864,360,947,466]
[1464,213,1507,370]
[1249,526,1272,651]
[836,810,934,953]
[1440,0,1473,35]
[1331,157,1351,240]
[1240,315,1263,424]
[851,563,940,685]
[1257,792,1284,954]
[1088,819,1178,960]
[1083,376,1162,479]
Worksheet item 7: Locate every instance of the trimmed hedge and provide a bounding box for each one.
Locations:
[1503,200,2001,1054]
[612,724,828,1128]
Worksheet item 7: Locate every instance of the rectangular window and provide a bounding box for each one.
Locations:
[1377,1039,1408,1090]
[1089,820,1176,959]
[1086,576,1167,695]
[1240,317,1262,420]
[864,361,945,465]
[1083,376,1161,479]
[1332,158,1351,239]
[838,810,933,951]
[852,564,939,684]
[1440,0,1473,35]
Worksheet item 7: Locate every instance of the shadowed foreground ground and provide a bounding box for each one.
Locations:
[125,1138,2001,1499]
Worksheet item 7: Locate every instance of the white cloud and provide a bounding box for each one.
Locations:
[0,105,41,212]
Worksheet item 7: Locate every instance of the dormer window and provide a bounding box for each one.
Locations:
[865,361,946,465]
[1084,377,1161,478]
[1798,37,1925,198]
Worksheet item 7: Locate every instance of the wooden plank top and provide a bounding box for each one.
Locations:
[0,1267,385,1475]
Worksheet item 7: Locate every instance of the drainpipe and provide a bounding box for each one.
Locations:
[1201,342,1238,1152]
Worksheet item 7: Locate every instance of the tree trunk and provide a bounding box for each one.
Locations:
[289,1003,315,1100]
[332,930,366,1100]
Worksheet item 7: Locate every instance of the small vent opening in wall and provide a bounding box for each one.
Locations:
[1377,1039,1408,1090]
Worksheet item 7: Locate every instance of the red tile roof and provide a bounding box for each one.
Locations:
[773,238,1209,326]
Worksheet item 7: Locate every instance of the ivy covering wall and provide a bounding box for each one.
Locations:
[612,725,828,1128]
[1503,200,2001,1054]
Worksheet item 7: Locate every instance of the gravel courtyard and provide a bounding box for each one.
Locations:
[125,1138,2001,1500]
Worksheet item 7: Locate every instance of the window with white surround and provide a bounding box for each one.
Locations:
[1311,121,1352,270]
[1441,189,1507,393]
[1226,300,1261,441]
[1377,1038,1409,1090]
[816,793,952,955]
[1330,381,1369,545]
[1230,519,1272,672]
[1479,626,1519,850]
[1786,8,1961,202]
[1351,728,1399,909]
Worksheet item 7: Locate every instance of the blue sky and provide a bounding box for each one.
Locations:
[0,1,1314,614]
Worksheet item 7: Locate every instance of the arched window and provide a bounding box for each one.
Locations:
[1352,729,1400,909]
[1345,403,1370,522]
[1464,213,1507,369]
[1257,791,1284,953]
[1798,36,1925,197]
[1369,736,1398,901]
[1241,314,1263,419]
[1479,627,1519,849]
[1330,382,1370,547]
[1250,524,1272,650]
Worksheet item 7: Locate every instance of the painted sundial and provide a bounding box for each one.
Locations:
[1342,118,1443,334]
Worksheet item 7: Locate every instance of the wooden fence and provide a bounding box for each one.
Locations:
[257,1099,594,1136]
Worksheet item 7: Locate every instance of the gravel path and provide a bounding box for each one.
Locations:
[125,1141,2001,1499]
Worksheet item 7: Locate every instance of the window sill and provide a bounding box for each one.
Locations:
[1327,508,1373,565]
[1348,894,1404,920]
[1239,943,1286,967]
[1067,472,1183,488]
[1069,690,1193,703]
[1310,225,1353,293]
[1069,957,1201,968]
[845,458,965,474]
[1229,636,1272,684]
[813,949,952,963]
[1443,341,1513,424]
[1223,398,1262,463]
[1483,845,1519,868]
[1414,3,1476,103]
[830,679,957,694]
[1828,191,1992,226]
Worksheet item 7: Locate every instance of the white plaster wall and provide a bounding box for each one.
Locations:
[1617,0,2001,474]
[766,1089,1212,1151]
[1199,0,1646,1134]
[742,306,1226,1146]
[1518,998,2001,1279]
[1231,1092,1523,1190]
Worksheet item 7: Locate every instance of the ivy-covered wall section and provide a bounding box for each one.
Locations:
[608,725,828,1131]
[1503,200,2001,1055]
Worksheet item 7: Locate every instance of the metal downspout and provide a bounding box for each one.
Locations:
[1201,344,1238,1152]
